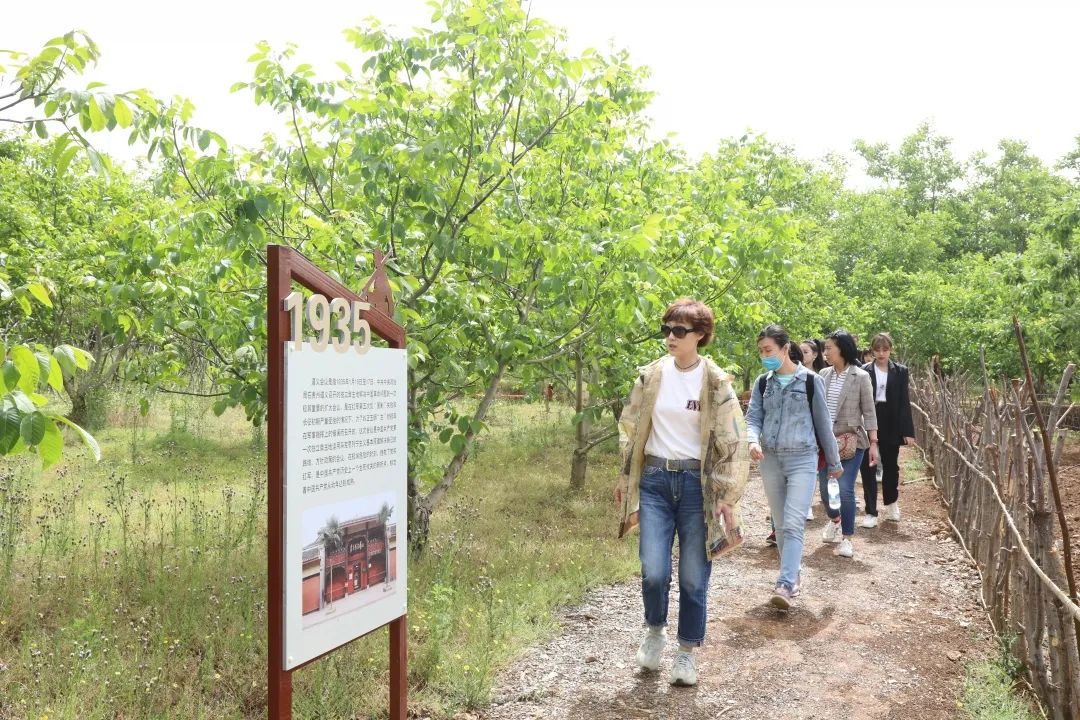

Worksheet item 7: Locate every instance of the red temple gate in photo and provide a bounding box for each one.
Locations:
[301,515,398,614]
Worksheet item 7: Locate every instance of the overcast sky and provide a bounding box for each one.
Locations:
[5,0,1079,181]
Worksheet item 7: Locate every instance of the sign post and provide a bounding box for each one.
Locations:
[267,244,407,720]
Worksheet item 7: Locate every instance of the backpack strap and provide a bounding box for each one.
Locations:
[757,374,767,398]
[806,374,824,454]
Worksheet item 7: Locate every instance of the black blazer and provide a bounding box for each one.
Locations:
[861,360,915,444]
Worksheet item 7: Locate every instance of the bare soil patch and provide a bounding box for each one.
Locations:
[479,449,993,720]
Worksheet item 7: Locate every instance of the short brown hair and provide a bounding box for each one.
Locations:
[871,332,894,350]
[663,298,714,348]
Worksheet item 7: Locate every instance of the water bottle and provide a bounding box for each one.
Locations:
[827,477,841,510]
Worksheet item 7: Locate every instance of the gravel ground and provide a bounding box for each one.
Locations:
[480,452,991,720]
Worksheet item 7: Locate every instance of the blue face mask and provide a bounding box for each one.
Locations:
[761,355,782,372]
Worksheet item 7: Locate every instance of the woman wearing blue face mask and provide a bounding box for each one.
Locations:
[746,324,842,609]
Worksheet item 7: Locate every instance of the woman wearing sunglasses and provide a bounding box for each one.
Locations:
[614,298,749,686]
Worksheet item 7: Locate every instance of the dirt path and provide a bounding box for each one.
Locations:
[481,453,993,720]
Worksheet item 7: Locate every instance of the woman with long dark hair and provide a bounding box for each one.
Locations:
[800,338,826,372]
[746,324,841,609]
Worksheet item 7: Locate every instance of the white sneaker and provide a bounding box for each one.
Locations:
[669,651,698,686]
[822,519,841,543]
[884,503,901,522]
[636,627,665,672]
[861,514,878,529]
[837,538,854,558]
[805,506,815,521]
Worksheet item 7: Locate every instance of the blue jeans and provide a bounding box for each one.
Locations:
[818,448,866,536]
[759,450,818,590]
[638,465,712,646]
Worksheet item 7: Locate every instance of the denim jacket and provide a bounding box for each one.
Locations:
[745,365,842,473]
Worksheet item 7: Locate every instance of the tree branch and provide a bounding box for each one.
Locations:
[291,102,332,215]
[156,387,229,398]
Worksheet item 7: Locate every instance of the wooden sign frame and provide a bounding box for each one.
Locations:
[267,244,407,720]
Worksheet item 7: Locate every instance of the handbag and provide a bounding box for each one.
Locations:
[834,431,858,461]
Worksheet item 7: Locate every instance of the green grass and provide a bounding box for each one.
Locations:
[961,658,1043,720]
[0,393,637,719]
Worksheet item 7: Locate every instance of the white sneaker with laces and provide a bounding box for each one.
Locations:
[861,514,878,529]
[805,505,815,521]
[884,503,901,522]
[837,537,854,558]
[636,627,665,672]
[669,651,698,686]
[822,519,841,543]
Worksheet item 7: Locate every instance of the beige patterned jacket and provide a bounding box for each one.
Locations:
[615,357,750,560]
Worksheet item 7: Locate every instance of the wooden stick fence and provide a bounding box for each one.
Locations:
[912,345,1078,719]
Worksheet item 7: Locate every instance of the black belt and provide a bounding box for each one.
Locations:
[644,455,700,471]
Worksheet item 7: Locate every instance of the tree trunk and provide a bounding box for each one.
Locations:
[67,389,93,429]
[410,364,507,554]
[570,348,589,491]
[405,376,429,556]
[569,448,588,492]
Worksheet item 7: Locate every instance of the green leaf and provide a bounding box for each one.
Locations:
[38,420,63,467]
[71,347,93,370]
[26,283,52,308]
[53,345,77,377]
[112,96,133,127]
[35,351,52,389]
[55,144,79,177]
[15,294,31,316]
[52,415,101,461]
[139,397,150,416]
[212,399,228,416]
[1,360,18,393]
[46,356,63,392]
[87,96,107,131]
[438,427,454,443]
[449,434,466,454]
[20,411,46,446]
[0,406,20,454]
[10,345,39,394]
[8,390,35,413]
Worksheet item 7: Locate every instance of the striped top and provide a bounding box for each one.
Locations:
[826,367,849,421]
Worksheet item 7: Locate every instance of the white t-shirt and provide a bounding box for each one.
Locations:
[644,356,704,461]
[875,364,888,402]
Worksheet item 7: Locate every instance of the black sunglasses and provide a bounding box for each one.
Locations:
[660,324,696,339]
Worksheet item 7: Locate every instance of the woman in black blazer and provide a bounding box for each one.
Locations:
[858,333,915,527]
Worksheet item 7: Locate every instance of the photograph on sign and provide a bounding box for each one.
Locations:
[283,343,408,670]
[300,493,400,628]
